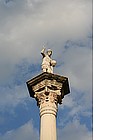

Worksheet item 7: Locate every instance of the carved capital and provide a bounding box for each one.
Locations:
[26,72,70,107]
[34,86,62,107]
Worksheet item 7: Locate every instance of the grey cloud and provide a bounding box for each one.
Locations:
[0,0,92,85]
[0,119,92,140]
[58,119,92,140]
[0,84,29,112]
[0,0,92,123]
[0,120,39,140]
[56,43,92,92]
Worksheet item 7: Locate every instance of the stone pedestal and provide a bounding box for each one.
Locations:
[26,72,70,140]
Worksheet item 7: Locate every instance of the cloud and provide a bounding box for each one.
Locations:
[56,43,92,92]
[56,42,92,120]
[58,119,92,140]
[0,120,39,140]
[0,119,92,140]
[0,116,5,125]
[0,0,92,85]
[0,0,92,113]
[0,84,29,112]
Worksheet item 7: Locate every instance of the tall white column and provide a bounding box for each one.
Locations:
[26,72,70,140]
[39,93,58,140]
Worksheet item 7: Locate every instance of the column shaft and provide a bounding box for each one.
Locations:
[39,103,57,140]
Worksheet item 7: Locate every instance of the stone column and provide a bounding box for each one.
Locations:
[34,89,58,140]
[26,72,70,140]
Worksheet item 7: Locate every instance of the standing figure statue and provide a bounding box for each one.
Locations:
[41,47,56,73]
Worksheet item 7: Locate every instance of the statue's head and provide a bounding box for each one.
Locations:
[47,49,52,56]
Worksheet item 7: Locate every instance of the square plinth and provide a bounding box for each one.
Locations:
[26,72,70,99]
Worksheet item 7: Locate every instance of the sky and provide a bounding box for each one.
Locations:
[94,0,140,140]
[0,0,92,140]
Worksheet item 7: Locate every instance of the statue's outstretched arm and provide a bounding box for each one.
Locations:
[41,47,46,57]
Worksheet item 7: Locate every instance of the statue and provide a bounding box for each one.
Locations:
[41,47,56,73]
